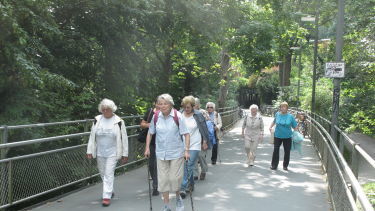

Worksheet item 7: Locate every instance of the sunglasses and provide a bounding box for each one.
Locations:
[207,107,214,109]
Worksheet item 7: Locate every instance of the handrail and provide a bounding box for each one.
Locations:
[311,116,374,210]
[0,132,89,149]
[0,115,142,130]
[0,107,241,209]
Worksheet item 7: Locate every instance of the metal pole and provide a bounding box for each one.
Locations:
[1,126,8,208]
[1,126,8,159]
[7,161,12,206]
[331,0,345,140]
[297,44,302,107]
[311,2,320,113]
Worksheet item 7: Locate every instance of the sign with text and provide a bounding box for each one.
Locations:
[325,62,345,78]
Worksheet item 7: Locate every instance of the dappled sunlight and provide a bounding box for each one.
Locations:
[205,188,231,200]
[34,117,330,211]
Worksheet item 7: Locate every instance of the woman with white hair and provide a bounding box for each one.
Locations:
[206,102,222,165]
[144,94,190,211]
[241,104,264,166]
[87,98,129,207]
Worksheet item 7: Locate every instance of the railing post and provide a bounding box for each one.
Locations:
[351,143,359,179]
[1,126,9,208]
[7,161,12,206]
[1,126,8,159]
[83,120,91,143]
[338,131,344,155]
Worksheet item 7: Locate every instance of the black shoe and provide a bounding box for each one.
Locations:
[283,167,288,171]
[180,190,186,199]
[211,161,216,165]
[152,189,159,196]
[270,166,277,170]
[193,176,198,181]
[111,193,115,198]
[199,172,206,180]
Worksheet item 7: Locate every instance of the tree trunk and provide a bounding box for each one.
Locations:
[183,66,193,96]
[284,52,292,86]
[218,50,231,108]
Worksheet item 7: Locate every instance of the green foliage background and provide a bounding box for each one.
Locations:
[0,0,374,137]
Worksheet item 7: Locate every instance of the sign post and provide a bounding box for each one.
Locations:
[330,0,345,143]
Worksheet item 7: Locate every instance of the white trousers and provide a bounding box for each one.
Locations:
[97,156,117,199]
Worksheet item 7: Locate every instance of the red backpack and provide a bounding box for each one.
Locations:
[153,109,180,127]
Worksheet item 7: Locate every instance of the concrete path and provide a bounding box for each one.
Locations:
[348,132,375,184]
[33,117,331,211]
[348,132,375,160]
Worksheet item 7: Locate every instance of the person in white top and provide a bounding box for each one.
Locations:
[86,99,128,207]
[179,96,209,199]
[241,104,264,166]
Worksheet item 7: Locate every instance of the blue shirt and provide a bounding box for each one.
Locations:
[149,109,189,160]
[273,112,297,139]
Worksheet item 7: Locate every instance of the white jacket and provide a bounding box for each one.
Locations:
[213,111,223,140]
[86,114,129,159]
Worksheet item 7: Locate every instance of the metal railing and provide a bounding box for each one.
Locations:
[0,107,241,209]
[263,106,374,211]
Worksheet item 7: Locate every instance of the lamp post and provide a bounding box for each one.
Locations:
[311,3,320,113]
[292,14,315,108]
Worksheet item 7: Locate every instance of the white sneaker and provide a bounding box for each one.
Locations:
[160,205,171,211]
[176,197,184,211]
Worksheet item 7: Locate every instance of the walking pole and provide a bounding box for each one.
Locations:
[147,159,153,211]
[186,160,195,211]
[218,130,222,164]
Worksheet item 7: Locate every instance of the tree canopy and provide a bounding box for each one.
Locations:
[0,0,373,136]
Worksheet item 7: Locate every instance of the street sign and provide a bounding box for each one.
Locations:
[301,16,316,22]
[325,62,345,78]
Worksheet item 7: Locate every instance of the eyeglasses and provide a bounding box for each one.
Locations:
[207,107,213,109]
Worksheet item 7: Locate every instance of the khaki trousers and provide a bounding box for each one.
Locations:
[157,157,184,193]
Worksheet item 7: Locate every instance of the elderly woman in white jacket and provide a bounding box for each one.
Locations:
[86,98,128,207]
[206,102,222,165]
[241,104,264,167]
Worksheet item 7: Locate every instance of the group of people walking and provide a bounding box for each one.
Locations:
[87,94,222,211]
[86,97,301,211]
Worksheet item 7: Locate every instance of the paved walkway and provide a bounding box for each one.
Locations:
[348,132,375,160]
[33,117,330,211]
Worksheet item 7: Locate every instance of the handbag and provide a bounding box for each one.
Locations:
[137,108,153,143]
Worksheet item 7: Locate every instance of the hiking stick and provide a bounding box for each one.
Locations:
[185,160,195,211]
[147,159,153,211]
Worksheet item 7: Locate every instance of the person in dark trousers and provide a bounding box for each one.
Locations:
[269,102,298,171]
[140,100,160,196]
[205,102,222,165]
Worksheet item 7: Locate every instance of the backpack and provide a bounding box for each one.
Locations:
[153,109,179,126]
[153,109,183,142]
[206,120,216,145]
[137,108,153,143]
